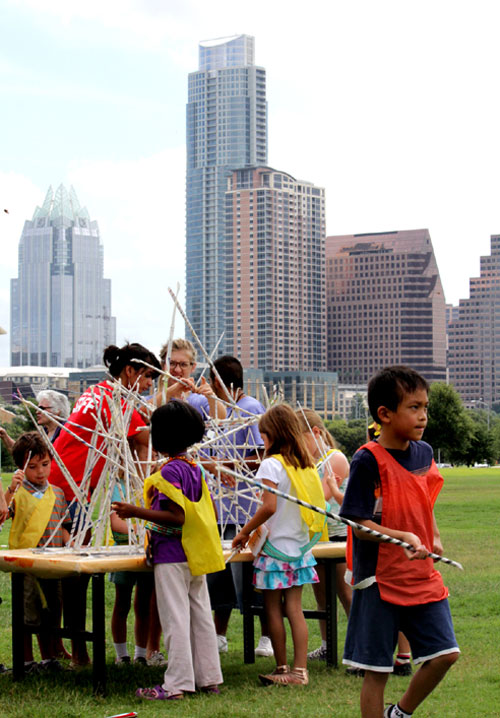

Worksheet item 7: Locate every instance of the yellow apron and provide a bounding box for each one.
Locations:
[9,485,56,549]
[144,469,225,576]
[272,454,328,541]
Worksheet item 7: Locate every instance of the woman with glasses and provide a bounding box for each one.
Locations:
[157,338,225,419]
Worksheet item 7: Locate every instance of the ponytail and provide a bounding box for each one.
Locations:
[102,342,161,378]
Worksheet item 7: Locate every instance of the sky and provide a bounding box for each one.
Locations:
[1,0,499,366]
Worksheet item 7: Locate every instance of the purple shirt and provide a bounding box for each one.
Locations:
[150,458,203,564]
[187,392,210,419]
[217,395,265,524]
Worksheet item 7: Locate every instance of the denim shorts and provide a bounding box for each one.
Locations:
[343,582,460,672]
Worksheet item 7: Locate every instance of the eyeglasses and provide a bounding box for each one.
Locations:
[37,405,52,411]
[169,361,193,370]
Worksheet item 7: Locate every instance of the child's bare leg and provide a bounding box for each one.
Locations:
[283,586,307,669]
[361,670,389,718]
[134,580,153,650]
[24,633,34,663]
[336,562,352,617]
[111,584,132,644]
[263,590,287,666]
[312,563,327,639]
[398,652,459,714]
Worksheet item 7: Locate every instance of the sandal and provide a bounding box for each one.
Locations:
[136,685,184,700]
[201,684,220,694]
[287,667,309,685]
[259,665,290,686]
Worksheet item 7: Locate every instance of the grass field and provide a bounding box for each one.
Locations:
[0,468,499,717]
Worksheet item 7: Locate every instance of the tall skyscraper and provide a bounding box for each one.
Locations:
[326,230,446,383]
[448,235,500,406]
[225,166,326,371]
[186,35,267,355]
[10,184,116,368]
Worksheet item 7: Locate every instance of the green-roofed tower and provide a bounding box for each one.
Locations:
[10,185,116,367]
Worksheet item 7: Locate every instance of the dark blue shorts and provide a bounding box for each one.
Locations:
[343,583,459,672]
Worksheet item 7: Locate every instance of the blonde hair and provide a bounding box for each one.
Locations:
[258,404,314,469]
[296,408,337,450]
[159,338,196,365]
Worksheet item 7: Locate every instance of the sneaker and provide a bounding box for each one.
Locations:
[384,705,395,718]
[134,656,148,666]
[38,658,63,672]
[217,635,228,654]
[115,655,131,665]
[345,666,365,677]
[23,661,40,675]
[307,645,327,661]
[393,661,412,676]
[255,636,274,657]
[147,651,167,667]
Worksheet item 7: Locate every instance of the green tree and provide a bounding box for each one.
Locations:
[326,418,367,460]
[423,382,471,464]
[0,403,38,472]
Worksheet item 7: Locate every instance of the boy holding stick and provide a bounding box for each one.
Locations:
[340,366,460,718]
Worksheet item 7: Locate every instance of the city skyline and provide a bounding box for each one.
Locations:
[1,1,500,366]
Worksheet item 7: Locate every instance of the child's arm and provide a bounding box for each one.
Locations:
[432,511,443,556]
[111,500,185,527]
[321,452,349,501]
[62,527,71,545]
[231,479,276,549]
[352,518,431,560]
[4,470,24,513]
[110,510,130,535]
[0,486,7,523]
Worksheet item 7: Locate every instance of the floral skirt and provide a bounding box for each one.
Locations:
[253,551,319,590]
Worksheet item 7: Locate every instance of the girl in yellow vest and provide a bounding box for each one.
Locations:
[232,404,327,686]
[112,400,224,701]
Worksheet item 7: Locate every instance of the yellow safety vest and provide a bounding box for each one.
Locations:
[144,469,225,576]
[272,454,328,541]
[9,485,56,550]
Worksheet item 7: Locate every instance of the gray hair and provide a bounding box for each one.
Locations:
[36,390,71,420]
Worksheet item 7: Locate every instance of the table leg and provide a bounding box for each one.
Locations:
[91,573,106,695]
[242,562,255,664]
[11,573,25,681]
[324,559,338,667]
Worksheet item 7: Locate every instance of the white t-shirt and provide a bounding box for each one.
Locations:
[256,457,311,559]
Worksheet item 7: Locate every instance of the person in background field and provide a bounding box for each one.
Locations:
[0,389,71,454]
[6,433,71,672]
[207,355,272,658]
[232,404,327,686]
[156,338,225,419]
[295,408,351,661]
[50,342,161,668]
[340,366,460,718]
[112,400,224,701]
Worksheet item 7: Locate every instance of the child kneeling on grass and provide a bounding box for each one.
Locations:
[340,366,460,718]
[6,432,71,672]
[112,400,224,700]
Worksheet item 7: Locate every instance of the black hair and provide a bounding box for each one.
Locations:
[368,365,429,422]
[12,432,52,469]
[102,342,161,379]
[209,355,244,390]
[150,400,205,457]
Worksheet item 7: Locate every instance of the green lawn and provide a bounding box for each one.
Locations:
[0,468,499,717]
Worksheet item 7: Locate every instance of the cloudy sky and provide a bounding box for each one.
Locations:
[1,0,499,366]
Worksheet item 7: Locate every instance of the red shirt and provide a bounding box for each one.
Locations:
[50,381,146,502]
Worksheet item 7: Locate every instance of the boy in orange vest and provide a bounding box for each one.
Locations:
[340,366,459,718]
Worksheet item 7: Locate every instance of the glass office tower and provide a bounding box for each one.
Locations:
[10,184,116,367]
[186,35,267,355]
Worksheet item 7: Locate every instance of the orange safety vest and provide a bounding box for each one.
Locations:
[358,441,448,606]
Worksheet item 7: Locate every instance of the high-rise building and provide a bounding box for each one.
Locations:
[448,235,500,406]
[326,229,446,384]
[225,166,326,371]
[186,35,267,355]
[10,184,116,368]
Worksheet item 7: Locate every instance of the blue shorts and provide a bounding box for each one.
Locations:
[343,583,460,672]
